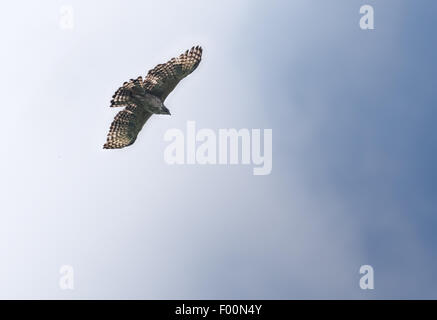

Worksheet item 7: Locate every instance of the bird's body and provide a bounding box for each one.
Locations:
[133,92,170,115]
[103,46,203,149]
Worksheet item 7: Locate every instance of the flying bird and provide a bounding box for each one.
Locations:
[103,46,203,149]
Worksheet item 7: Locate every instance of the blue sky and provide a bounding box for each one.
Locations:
[0,0,436,299]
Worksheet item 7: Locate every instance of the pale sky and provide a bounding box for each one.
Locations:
[0,0,436,299]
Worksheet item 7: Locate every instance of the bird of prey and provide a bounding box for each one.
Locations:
[103,45,203,149]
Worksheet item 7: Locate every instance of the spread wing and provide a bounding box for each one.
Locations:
[103,103,152,149]
[143,45,202,101]
[110,76,145,108]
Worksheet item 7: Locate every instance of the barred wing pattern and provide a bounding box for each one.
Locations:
[110,76,145,108]
[103,104,152,149]
[103,46,202,149]
[143,46,202,101]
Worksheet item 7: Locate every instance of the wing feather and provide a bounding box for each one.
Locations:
[143,46,202,101]
[103,104,152,149]
[110,76,145,107]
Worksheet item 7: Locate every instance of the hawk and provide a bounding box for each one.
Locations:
[103,45,203,149]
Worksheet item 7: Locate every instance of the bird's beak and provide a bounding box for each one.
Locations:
[162,106,171,115]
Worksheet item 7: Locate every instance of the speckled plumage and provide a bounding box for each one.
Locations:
[103,46,203,149]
